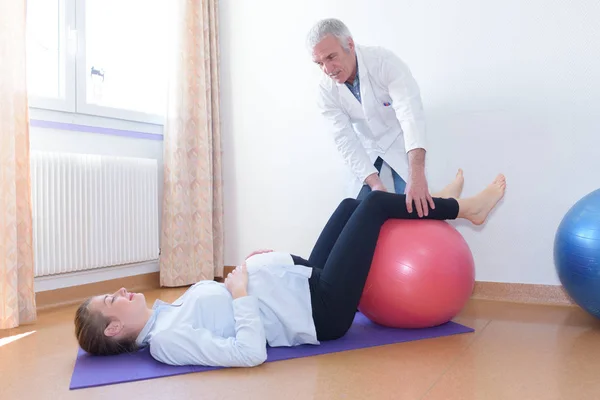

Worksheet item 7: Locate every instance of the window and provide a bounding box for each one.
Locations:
[26,0,75,112]
[26,0,172,125]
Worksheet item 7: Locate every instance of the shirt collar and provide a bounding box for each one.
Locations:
[135,299,169,347]
[337,52,359,87]
[349,59,359,87]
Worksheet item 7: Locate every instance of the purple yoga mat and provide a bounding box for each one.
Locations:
[70,313,473,390]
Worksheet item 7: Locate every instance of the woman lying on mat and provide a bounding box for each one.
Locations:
[74,171,506,367]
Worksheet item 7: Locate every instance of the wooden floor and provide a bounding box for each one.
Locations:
[2,287,600,400]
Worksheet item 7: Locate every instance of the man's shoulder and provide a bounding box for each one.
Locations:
[357,44,398,63]
[358,44,409,81]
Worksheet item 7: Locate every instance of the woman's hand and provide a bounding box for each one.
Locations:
[245,249,273,260]
[225,263,249,299]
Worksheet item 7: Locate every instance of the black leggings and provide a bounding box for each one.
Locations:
[299,190,460,341]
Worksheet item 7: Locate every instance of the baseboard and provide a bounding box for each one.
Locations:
[35,272,161,311]
[222,265,575,307]
[37,263,575,311]
[219,265,235,280]
[34,260,160,292]
[472,281,575,306]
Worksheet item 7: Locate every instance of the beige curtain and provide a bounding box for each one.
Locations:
[0,0,37,329]
[159,0,224,287]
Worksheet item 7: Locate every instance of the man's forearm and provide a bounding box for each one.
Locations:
[365,172,385,190]
[365,172,382,187]
[408,148,426,177]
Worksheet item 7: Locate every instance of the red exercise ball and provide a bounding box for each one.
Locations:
[358,219,475,329]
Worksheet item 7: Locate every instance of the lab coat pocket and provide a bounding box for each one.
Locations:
[367,105,392,135]
[378,99,396,125]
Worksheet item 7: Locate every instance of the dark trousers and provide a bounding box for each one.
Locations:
[294,191,459,341]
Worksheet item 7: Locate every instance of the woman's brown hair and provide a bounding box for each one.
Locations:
[74,298,139,356]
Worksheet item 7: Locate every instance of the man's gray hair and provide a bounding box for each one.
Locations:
[306,18,353,52]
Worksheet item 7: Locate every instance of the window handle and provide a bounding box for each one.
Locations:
[90,66,104,82]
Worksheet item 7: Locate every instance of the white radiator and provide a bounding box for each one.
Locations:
[31,151,160,277]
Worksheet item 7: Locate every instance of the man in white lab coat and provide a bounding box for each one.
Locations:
[307,18,434,217]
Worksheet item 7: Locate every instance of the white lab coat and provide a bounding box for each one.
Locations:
[317,44,427,196]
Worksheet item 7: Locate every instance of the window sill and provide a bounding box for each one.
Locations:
[29,107,164,141]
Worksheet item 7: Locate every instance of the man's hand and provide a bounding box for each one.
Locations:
[405,172,434,217]
[365,173,387,192]
[245,249,273,260]
[405,148,434,217]
[225,263,249,299]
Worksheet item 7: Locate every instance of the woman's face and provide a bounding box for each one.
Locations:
[88,287,149,338]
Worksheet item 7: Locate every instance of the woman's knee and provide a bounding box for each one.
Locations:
[340,197,360,210]
[361,189,387,207]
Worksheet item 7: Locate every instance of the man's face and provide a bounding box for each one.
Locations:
[311,35,356,84]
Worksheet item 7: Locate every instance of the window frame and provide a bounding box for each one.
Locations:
[27,0,77,113]
[27,0,166,126]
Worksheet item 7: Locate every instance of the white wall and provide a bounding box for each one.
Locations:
[30,110,164,291]
[220,0,600,285]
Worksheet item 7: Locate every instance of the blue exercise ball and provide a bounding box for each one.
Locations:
[554,188,600,319]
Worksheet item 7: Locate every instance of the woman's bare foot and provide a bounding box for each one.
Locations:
[433,169,465,199]
[459,174,506,225]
